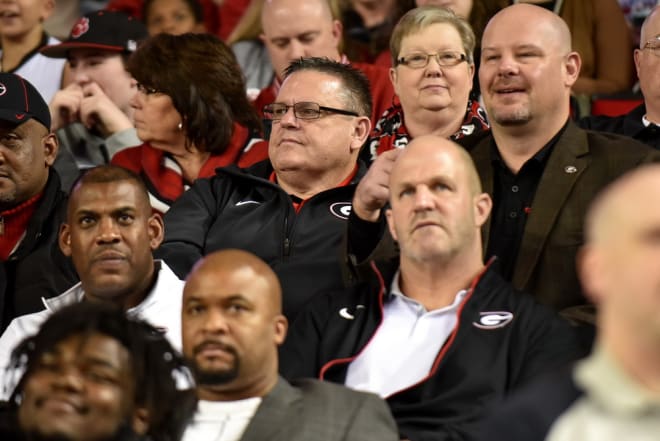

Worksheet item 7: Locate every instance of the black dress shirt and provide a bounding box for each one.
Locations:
[486,122,568,280]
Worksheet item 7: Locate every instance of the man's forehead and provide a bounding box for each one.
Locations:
[278,71,342,98]
[263,0,329,24]
[47,333,129,365]
[70,181,143,210]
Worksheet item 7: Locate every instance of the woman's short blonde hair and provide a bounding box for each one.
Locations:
[390,6,476,65]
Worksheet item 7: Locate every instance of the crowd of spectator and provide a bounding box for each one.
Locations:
[1,1,659,440]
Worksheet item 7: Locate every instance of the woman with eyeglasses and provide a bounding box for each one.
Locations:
[111,32,263,213]
[363,6,489,164]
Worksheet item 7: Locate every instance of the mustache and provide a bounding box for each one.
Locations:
[192,340,238,357]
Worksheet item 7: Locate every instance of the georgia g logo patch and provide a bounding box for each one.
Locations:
[473,311,514,329]
[329,202,352,220]
[71,17,90,39]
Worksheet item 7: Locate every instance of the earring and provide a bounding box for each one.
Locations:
[177,122,183,130]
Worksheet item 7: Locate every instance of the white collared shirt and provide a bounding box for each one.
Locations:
[345,270,467,397]
[182,397,262,441]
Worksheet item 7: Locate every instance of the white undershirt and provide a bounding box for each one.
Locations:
[182,397,262,441]
[642,114,659,127]
[345,270,467,397]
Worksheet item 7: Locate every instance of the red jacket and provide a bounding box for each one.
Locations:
[111,123,261,213]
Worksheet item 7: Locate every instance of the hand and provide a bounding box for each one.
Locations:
[79,82,132,138]
[48,83,84,131]
[352,149,402,222]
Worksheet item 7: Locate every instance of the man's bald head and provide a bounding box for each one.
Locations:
[390,135,483,199]
[484,3,572,54]
[579,165,660,342]
[262,0,334,23]
[640,6,660,48]
[585,165,660,248]
[185,249,283,316]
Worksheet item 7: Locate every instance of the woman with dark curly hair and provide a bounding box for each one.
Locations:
[112,32,263,213]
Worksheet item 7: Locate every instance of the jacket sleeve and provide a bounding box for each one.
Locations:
[343,210,398,285]
[344,392,399,441]
[279,293,334,380]
[510,300,586,388]
[155,177,220,279]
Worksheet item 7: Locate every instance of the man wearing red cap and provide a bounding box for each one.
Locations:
[0,72,77,333]
[40,10,148,191]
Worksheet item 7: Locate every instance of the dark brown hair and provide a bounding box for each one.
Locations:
[128,33,262,153]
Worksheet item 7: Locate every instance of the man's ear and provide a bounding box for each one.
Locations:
[576,245,605,306]
[59,223,72,256]
[273,314,288,345]
[633,48,642,78]
[564,51,581,87]
[43,133,58,167]
[131,407,150,436]
[331,19,343,45]
[385,208,398,242]
[147,213,165,250]
[41,0,55,21]
[349,116,371,154]
[474,193,492,228]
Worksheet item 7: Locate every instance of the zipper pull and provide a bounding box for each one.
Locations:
[283,237,290,256]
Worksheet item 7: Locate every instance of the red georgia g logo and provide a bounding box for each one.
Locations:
[71,17,90,39]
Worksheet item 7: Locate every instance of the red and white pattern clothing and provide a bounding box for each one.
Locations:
[363,98,490,164]
[111,123,262,213]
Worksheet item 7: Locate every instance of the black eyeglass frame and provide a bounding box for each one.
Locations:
[263,101,360,121]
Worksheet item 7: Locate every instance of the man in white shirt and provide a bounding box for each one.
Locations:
[281,135,583,440]
[181,249,398,441]
[0,164,184,401]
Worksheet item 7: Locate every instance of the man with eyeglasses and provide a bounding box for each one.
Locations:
[157,57,372,322]
[579,6,660,150]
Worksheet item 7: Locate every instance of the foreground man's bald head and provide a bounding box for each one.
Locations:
[580,164,660,348]
[182,249,287,401]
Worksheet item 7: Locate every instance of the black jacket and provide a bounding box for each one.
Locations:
[157,160,365,320]
[578,103,660,150]
[0,171,77,332]
[280,260,585,441]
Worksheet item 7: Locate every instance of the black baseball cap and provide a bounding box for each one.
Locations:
[40,10,148,58]
[0,73,51,130]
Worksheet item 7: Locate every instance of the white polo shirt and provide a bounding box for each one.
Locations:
[345,270,467,397]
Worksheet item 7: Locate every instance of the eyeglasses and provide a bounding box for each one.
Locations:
[136,82,161,95]
[643,38,660,57]
[396,51,468,69]
[263,102,359,121]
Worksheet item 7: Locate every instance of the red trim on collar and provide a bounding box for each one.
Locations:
[0,191,44,260]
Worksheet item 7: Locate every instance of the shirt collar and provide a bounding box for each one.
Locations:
[389,269,468,313]
[490,119,570,170]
